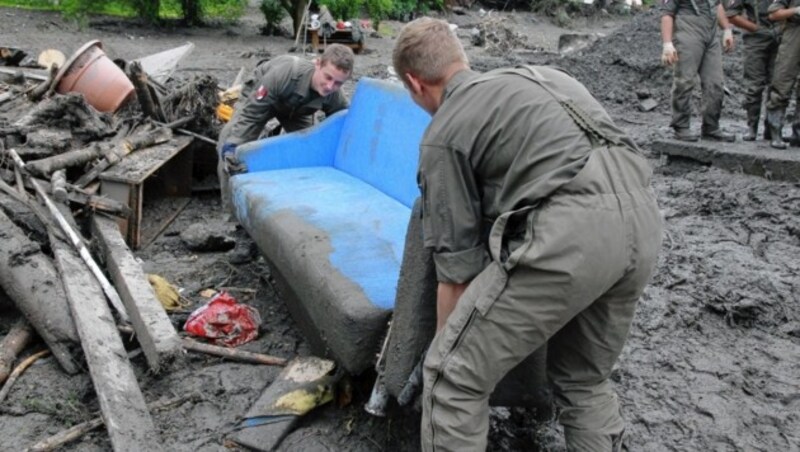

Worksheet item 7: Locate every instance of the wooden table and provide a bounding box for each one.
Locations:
[308,27,365,54]
[99,135,194,249]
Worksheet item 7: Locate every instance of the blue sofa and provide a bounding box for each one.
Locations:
[231,78,431,374]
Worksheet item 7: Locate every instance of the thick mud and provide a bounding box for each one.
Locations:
[0,4,798,451]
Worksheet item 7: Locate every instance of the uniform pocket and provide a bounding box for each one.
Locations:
[468,261,509,317]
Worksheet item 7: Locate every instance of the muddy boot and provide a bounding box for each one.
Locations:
[701,128,736,142]
[790,121,800,147]
[766,109,787,149]
[742,108,760,141]
[672,127,699,142]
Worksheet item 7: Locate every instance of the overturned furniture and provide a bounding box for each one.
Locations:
[230,78,549,411]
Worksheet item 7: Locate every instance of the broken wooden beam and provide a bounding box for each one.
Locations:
[0,168,131,218]
[0,208,80,374]
[74,127,173,188]
[92,215,184,372]
[0,320,34,384]
[50,170,67,203]
[8,148,130,322]
[25,143,104,177]
[51,237,164,451]
[128,61,164,122]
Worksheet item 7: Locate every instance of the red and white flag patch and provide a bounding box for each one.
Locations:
[256,85,268,100]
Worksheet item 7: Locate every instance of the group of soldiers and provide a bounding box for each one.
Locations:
[661,0,800,150]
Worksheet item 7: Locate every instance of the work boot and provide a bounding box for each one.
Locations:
[766,109,787,149]
[672,127,699,142]
[743,109,760,141]
[701,128,736,142]
[789,121,800,147]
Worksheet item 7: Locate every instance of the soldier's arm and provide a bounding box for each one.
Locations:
[225,71,282,145]
[768,0,796,21]
[419,143,487,286]
[729,15,759,32]
[725,0,758,32]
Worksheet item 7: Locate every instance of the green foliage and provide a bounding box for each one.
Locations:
[365,0,391,29]
[260,0,285,34]
[202,0,246,22]
[318,0,364,20]
[1,0,243,23]
[388,0,443,20]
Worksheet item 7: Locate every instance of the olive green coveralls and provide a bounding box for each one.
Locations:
[662,0,726,133]
[766,0,800,142]
[216,55,348,211]
[418,66,663,451]
[725,0,781,139]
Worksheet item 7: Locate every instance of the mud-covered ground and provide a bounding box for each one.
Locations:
[1,4,798,451]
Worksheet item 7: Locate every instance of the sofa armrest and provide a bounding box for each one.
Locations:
[236,110,347,173]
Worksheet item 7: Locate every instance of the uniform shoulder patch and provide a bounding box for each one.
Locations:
[256,85,268,100]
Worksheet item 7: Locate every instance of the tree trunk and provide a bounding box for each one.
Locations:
[181,0,202,26]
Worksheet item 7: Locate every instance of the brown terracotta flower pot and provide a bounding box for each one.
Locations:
[55,40,135,113]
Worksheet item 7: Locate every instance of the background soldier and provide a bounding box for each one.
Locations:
[216,44,354,211]
[764,0,800,149]
[727,0,782,141]
[661,0,737,142]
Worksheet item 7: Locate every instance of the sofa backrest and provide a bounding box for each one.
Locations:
[333,78,430,208]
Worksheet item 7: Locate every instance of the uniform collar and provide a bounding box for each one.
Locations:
[294,59,319,100]
[442,69,479,104]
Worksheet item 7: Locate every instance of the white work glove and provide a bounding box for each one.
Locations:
[794,6,800,16]
[722,27,734,52]
[661,42,678,66]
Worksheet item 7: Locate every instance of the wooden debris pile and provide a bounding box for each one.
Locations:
[0,43,287,450]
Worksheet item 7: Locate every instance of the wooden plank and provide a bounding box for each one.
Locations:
[99,136,193,185]
[92,215,184,373]
[52,238,163,451]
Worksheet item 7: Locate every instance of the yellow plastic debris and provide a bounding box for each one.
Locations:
[216,103,233,123]
[147,274,190,311]
[274,384,334,415]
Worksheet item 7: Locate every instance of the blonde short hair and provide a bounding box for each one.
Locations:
[320,44,354,74]
[393,17,468,84]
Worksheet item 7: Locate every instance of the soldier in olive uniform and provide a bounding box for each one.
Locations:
[661,0,737,141]
[727,0,782,140]
[393,18,663,452]
[764,0,800,149]
[217,44,354,210]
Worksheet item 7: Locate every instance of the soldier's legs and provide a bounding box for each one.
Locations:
[698,38,725,134]
[421,184,661,451]
[742,33,776,140]
[767,26,800,148]
[670,26,706,132]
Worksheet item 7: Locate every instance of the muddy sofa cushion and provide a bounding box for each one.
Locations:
[230,167,409,372]
[331,78,430,208]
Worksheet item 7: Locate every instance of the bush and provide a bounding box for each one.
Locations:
[318,0,364,20]
[388,0,443,21]
[365,0,392,30]
[260,0,285,35]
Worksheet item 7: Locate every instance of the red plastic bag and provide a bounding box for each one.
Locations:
[183,292,261,347]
